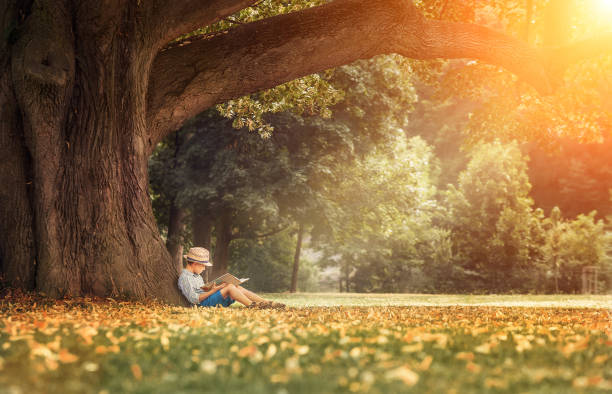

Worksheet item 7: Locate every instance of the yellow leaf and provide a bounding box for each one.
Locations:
[455,352,474,361]
[94,345,107,354]
[58,349,78,363]
[295,345,309,355]
[265,344,277,359]
[160,333,170,350]
[270,374,289,383]
[238,345,256,358]
[418,355,433,371]
[466,362,481,373]
[484,378,508,389]
[76,326,98,345]
[474,343,492,354]
[561,337,590,357]
[200,360,217,374]
[131,364,142,381]
[385,366,419,386]
[401,343,423,353]
[471,327,489,335]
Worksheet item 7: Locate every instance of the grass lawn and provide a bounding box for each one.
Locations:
[0,292,610,393]
[263,293,612,308]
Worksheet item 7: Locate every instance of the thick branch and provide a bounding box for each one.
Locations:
[147,0,609,147]
[410,19,552,93]
[147,0,410,147]
[146,0,257,50]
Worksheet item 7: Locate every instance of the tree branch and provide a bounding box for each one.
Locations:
[146,0,413,149]
[409,19,552,93]
[146,0,257,50]
[146,0,610,149]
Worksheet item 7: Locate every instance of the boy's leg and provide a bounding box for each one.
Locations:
[237,286,267,303]
[220,284,252,306]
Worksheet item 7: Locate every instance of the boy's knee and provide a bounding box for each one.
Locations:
[227,283,236,289]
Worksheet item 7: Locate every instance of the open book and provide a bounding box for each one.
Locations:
[203,272,249,288]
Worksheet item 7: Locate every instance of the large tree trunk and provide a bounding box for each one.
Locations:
[0,0,37,289]
[2,0,183,302]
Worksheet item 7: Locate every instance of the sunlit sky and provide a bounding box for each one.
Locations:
[594,0,612,13]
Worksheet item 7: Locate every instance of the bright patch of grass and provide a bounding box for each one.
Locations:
[262,293,612,308]
[0,293,610,393]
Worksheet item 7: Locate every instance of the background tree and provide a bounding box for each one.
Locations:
[443,141,546,292]
[542,209,608,293]
[316,133,449,293]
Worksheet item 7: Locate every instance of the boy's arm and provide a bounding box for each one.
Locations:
[177,275,200,305]
[198,283,228,302]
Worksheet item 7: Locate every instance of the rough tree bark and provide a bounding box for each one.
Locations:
[1,0,607,303]
[0,0,36,289]
[165,127,186,271]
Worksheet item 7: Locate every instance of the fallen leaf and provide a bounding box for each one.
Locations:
[418,355,433,371]
[58,349,78,363]
[385,366,419,386]
[131,364,142,381]
[456,352,474,361]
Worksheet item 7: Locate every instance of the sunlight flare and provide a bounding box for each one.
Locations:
[594,0,612,14]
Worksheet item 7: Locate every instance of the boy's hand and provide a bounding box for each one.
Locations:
[202,283,227,291]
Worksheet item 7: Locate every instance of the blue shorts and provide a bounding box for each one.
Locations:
[198,290,235,308]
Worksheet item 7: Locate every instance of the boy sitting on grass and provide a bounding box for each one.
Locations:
[178,247,284,309]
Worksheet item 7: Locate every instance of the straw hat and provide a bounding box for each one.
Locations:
[183,247,213,266]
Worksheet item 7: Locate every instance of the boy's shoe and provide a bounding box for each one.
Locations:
[246,301,286,309]
[264,301,286,309]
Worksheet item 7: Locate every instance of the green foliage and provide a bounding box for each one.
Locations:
[178,110,291,229]
[175,0,343,134]
[442,141,608,293]
[443,141,542,292]
[229,231,319,292]
[543,209,608,293]
[314,134,451,293]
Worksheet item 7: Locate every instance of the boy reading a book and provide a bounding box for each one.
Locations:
[178,247,283,308]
